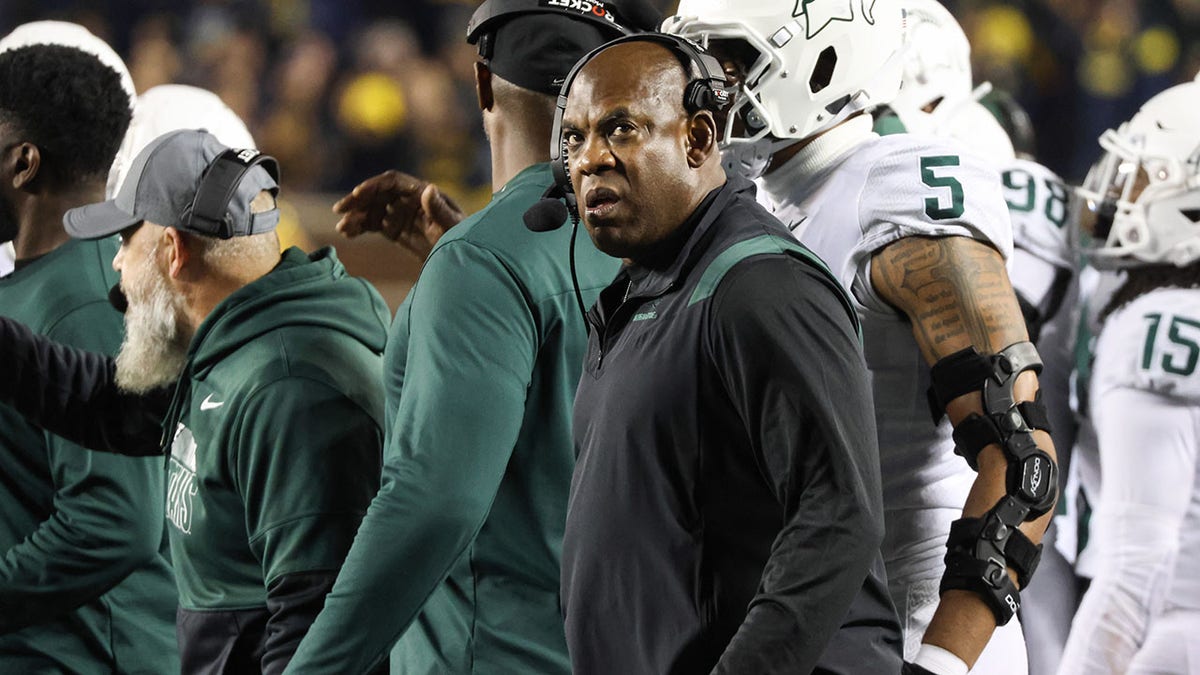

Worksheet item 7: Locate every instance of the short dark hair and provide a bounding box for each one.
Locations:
[0,44,132,186]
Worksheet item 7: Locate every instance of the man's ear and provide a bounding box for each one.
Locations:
[161,226,190,280]
[685,110,719,168]
[474,61,495,113]
[7,142,40,191]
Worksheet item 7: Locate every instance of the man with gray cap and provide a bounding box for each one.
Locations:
[284,1,656,673]
[0,128,389,675]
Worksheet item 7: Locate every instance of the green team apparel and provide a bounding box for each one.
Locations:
[287,162,621,674]
[0,238,178,674]
[161,246,389,672]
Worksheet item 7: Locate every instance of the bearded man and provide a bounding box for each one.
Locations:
[0,128,389,675]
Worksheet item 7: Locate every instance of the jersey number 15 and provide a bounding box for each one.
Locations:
[1143,312,1200,376]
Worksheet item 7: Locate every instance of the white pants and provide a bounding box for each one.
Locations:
[1127,608,1200,674]
[897,578,1029,675]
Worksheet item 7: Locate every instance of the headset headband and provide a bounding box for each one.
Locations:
[549,32,733,196]
[186,148,280,239]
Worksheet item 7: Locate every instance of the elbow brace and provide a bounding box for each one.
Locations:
[927,341,1059,625]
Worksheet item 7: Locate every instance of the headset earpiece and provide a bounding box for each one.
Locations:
[546,32,734,199]
[550,94,572,197]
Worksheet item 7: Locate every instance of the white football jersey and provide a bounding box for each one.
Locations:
[1092,287,1200,608]
[1001,158,1073,329]
[1002,157,1072,271]
[1093,287,1200,402]
[1058,286,1200,672]
[758,116,1013,581]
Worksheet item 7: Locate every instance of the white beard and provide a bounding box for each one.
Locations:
[115,256,189,394]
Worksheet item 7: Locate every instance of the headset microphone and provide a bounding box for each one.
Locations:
[108,284,128,313]
[523,186,571,233]
[522,183,589,331]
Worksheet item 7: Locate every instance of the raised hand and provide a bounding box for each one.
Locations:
[333,170,465,261]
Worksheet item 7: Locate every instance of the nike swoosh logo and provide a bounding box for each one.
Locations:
[200,394,224,411]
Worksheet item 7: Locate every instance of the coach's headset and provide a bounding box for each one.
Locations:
[108,147,280,313]
[186,147,281,240]
[522,33,733,330]
[525,32,734,233]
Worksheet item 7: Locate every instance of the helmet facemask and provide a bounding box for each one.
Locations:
[665,20,792,179]
[1076,125,1200,269]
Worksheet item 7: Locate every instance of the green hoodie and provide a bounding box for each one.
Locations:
[0,238,178,674]
[161,247,389,672]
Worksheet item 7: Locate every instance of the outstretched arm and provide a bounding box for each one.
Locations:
[871,235,1058,670]
[0,314,167,455]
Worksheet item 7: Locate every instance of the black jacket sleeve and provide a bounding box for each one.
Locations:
[705,256,886,674]
[0,315,167,455]
[261,572,388,675]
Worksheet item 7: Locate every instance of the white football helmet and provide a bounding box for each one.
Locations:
[939,95,1015,165]
[664,0,904,178]
[888,0,974,135]
[1076,81,1200,268]
[109,84,256,197]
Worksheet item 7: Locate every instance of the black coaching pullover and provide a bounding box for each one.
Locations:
[562,175,902,674]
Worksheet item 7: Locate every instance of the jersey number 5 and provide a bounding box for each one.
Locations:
[1143,312,1200,376]
[920,155,965,220]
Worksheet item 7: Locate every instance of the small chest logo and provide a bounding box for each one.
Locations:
[632,300,661,322]
[166,424,199,535]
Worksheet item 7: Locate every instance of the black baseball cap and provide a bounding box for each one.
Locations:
[466,0,661,95]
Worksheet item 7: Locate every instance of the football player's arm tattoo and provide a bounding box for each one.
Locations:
[872,235,1026,357]
[871,235,1058,668]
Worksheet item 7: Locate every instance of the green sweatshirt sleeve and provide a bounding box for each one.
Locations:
[285,239,538,675]
[234,376,385,672]
[0,301,168,633]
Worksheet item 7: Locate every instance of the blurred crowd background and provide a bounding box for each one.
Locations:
[0,0,1196,299]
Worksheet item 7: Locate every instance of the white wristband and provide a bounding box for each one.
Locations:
[913,644,969,675]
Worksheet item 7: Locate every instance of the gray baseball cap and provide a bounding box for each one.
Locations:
[65,128,280,240]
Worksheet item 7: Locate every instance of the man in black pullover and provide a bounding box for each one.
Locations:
[559,39,902,673]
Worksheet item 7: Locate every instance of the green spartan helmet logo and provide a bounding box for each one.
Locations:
[793,0,878,38]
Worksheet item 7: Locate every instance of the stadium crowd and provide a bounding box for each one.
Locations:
[0,1,1196,674]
